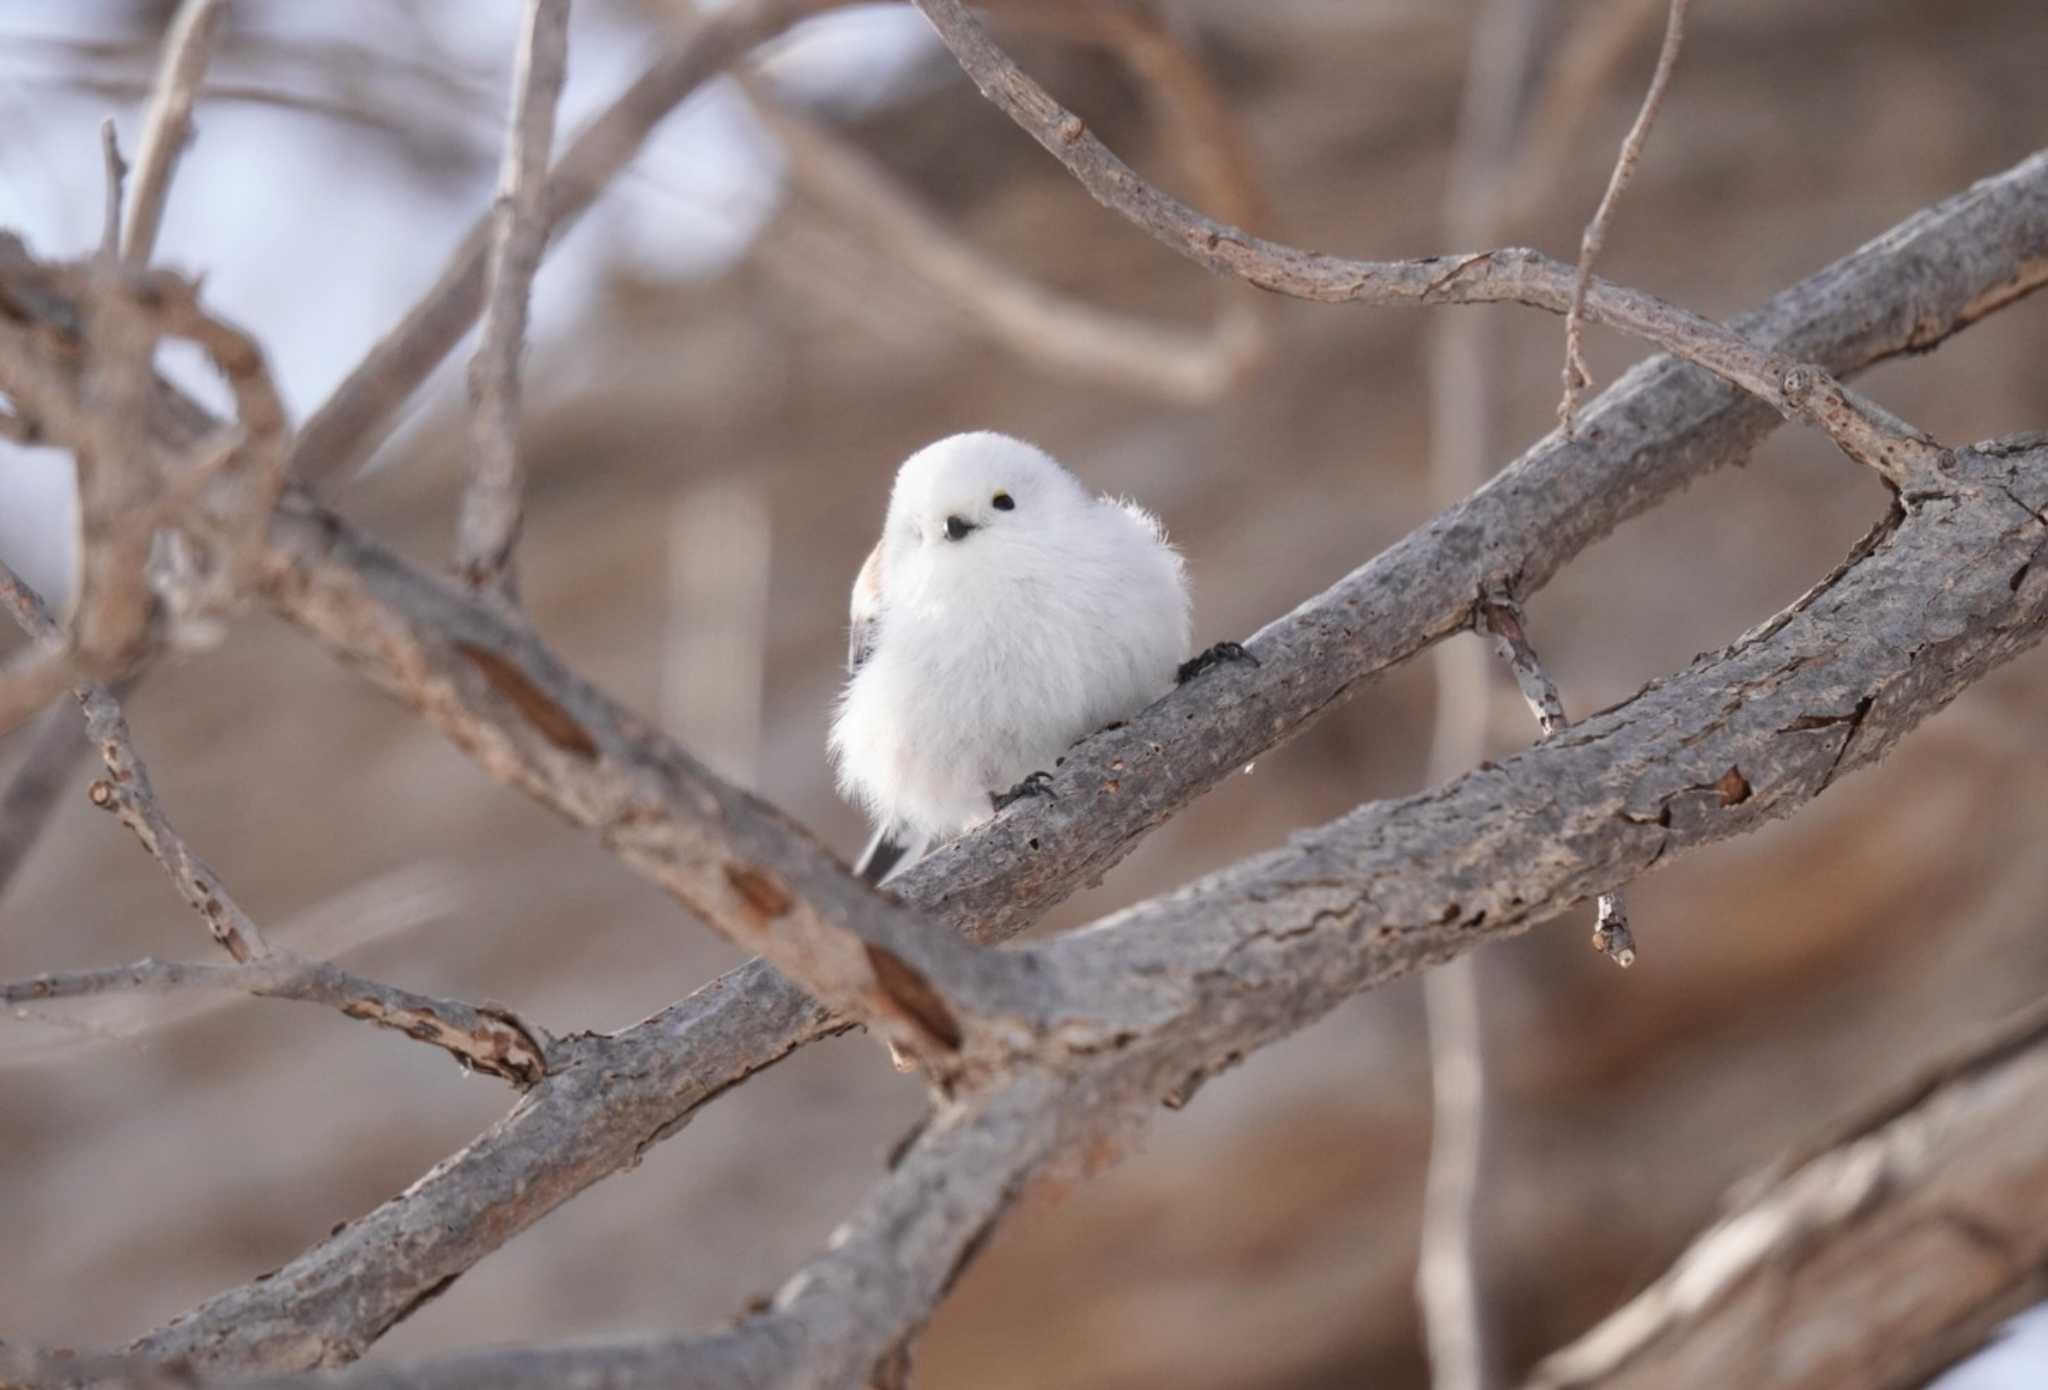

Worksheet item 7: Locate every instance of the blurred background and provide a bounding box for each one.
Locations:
[2,1,2046,1385]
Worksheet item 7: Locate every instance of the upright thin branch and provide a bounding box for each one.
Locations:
[1417,3,1560,1384]
[1560,0,1691,436]
[456,0,570,598]
[120,0,226,265]
[98,117,127,263]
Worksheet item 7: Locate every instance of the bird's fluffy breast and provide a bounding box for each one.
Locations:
[830,495,1190,841]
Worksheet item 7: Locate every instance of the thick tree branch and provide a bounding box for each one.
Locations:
[121,435,2048,1390]
[908,0,1946,488]
[124,153,2048,1376]
[1525,1000,2048,1390]
[1027,440,2048,1077]
[224,1075,1070,1390]
[289,0,847,488]
[0,955,548,1086]
[120,0,225,265]
[455,0,569,598]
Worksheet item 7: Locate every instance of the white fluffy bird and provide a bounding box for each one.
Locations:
[831,432,1243,884]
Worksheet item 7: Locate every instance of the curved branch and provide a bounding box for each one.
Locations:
[1,955,549,1086]
[127,151,2048,1375]
[908,0,1945,486]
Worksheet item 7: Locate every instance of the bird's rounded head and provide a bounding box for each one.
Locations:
[884,431,1087,551]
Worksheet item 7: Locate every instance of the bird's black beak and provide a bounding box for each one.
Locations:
[945,515,977,541]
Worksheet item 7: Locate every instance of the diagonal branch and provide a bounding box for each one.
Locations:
[1029,440,2048,1080]
[455,0,570,598]
[264,497,1042,1067]
[907,0,1947,488]
[123,151,2048,1376]
[0,700,91,908]
[1525,1000,2048,1390]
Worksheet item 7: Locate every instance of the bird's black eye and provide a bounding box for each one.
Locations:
[992,492,1015,511]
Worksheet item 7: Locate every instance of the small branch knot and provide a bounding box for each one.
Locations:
[1779,364,1815,405]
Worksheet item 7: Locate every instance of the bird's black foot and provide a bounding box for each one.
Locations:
[1177,640,1259,684]
[991,770,1057,812]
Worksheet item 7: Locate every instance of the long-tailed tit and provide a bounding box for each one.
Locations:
[830,431,1249,884]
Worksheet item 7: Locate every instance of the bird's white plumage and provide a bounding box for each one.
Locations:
[830,432,1191,863]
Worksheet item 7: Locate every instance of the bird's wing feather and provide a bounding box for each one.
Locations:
[848,540,885,675]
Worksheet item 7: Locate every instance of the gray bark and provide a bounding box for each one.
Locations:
[123,153,2048,1375]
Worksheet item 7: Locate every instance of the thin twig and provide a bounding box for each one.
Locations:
[456,0,570,598]
[120,0,227,265]
[0,565,545,1084]
[0,954,549,1086]
[1479,592,1635,966]
[908,0,1943,489]
[1560,0,1691,437]
[1,557,269,961]
[98,117,128,264]
[1505,0,1667,219]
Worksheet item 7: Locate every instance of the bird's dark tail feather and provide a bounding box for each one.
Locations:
[856,827,921,885]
